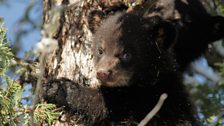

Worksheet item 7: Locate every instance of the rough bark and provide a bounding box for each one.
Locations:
[43,0,99,87]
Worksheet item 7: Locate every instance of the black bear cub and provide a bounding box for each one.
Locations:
[44,12,200,126]
[91,12,199,125]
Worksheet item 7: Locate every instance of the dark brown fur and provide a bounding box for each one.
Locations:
[91,13,199,125]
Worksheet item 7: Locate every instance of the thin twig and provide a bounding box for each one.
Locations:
[30,52,47,126]
[138,93,168,126]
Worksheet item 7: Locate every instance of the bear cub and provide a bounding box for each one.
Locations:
[91,12,200,125]
[44,12,200,126]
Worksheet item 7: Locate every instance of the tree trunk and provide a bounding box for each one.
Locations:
[43,0,99,87]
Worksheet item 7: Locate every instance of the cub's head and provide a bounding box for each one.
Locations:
[91,12,176,87]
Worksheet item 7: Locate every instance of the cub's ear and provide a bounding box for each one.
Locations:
[144,16,177,51]
[208,16,224,42]
[88,10,105,33]
[153,20,177,51]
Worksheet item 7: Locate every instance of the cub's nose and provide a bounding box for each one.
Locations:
[97,70,111,81]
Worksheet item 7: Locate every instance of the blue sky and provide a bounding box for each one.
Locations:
[0,0,42,57]
[0,1,42,105]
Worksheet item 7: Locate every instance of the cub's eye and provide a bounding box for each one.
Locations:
[119,52,132,62]
[97,47,104,55]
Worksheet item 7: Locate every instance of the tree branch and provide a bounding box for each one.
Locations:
[138,93,168,126]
